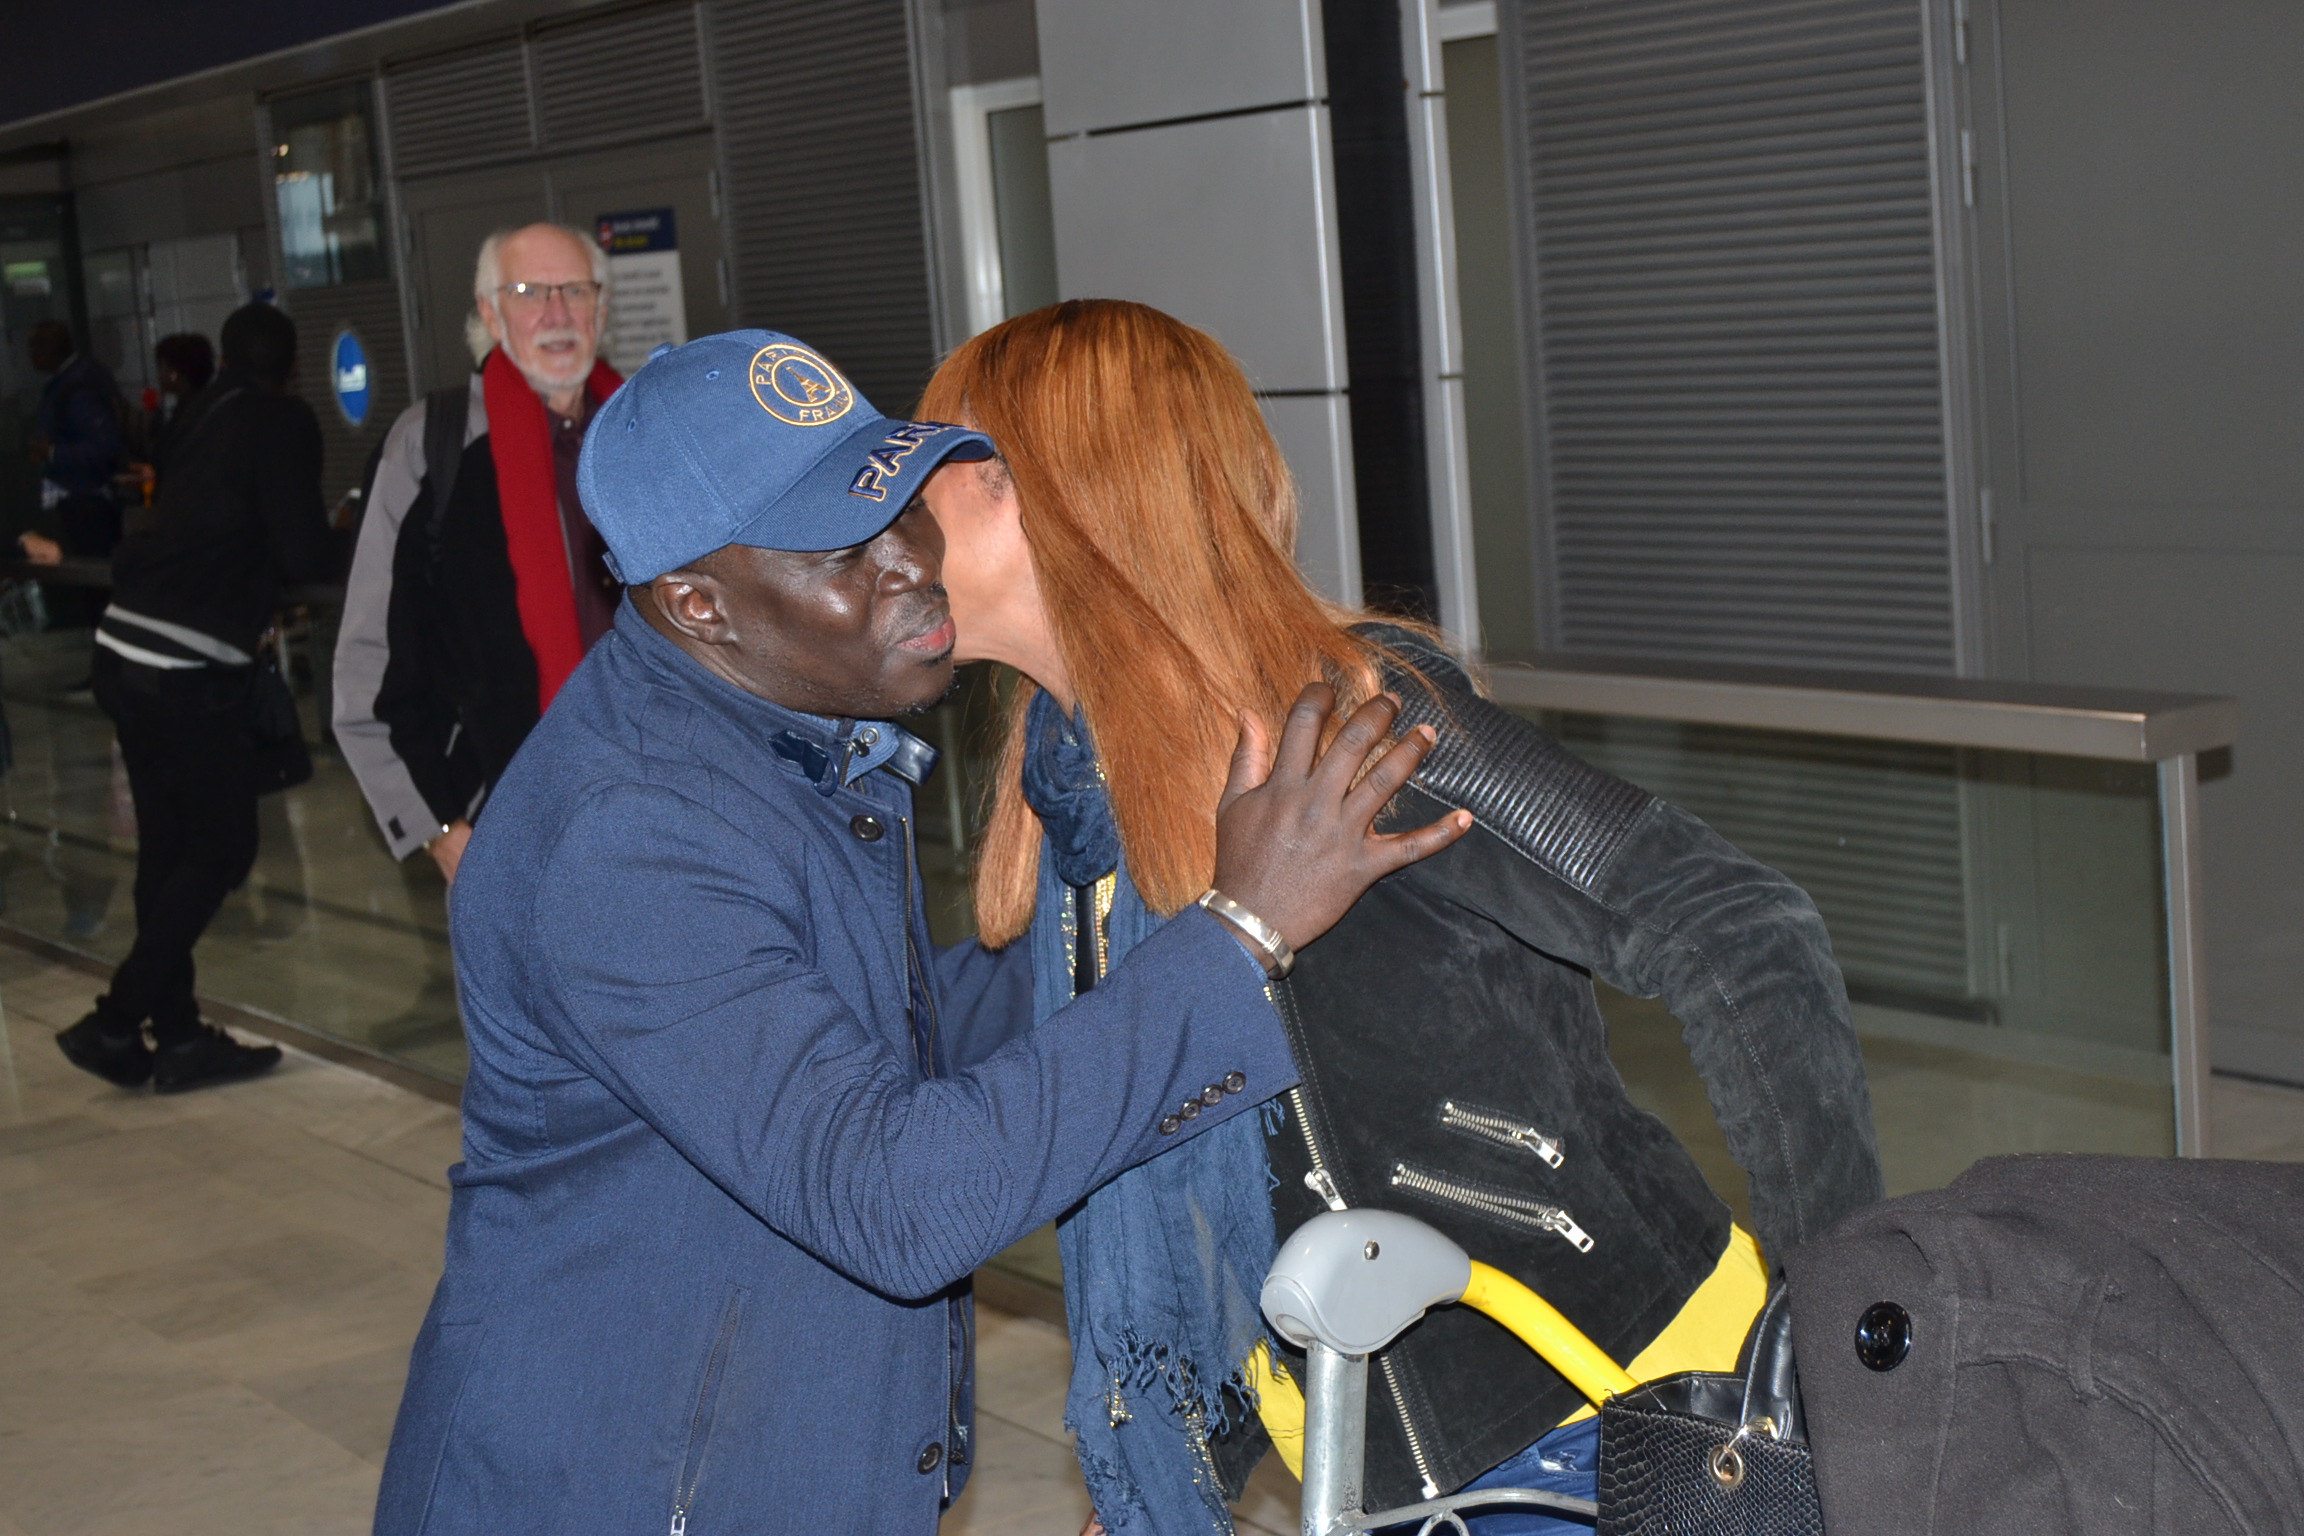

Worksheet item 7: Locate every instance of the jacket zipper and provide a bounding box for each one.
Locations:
[1377,1353,1441,1500]
[1093,874,1115,977]
[1068,874,1118,997]
[1272,985,1441,1497]
[1390,1162,1595,1253]
[898,814,941,1075]
[1438,1101,1565,1169]
[670,1291,746,1536]
[899,812,959,1498]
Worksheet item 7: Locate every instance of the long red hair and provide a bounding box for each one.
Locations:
[921,300,1422,947]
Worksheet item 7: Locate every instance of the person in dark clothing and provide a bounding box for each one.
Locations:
[54,303,336,1094]
[23,319,125,559]
[149,332,217,456]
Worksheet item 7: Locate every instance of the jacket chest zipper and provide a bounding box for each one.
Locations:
[1271,984,1442,1498]
[1438,1100,1565,1168]
[1389,1162,1594,1253]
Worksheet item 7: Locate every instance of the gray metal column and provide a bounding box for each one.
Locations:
[1036,0,1362,604]
[2160,752,2213,1156]
[1401,0,1480,650]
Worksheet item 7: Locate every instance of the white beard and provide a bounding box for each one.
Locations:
[512,326,595,394]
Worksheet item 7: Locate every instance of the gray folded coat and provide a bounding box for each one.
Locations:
[1785,1153,2304,1535]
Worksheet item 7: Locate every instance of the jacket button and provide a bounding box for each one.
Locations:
[1854,1301,1912,1372]
[917,1442,943,1474]
[1200,1085,1225,1107]
[850,814,885,842]
[1222,1072,1246,1094]
[1178,1099,1200,1121]
[1159,1114,1182,1135]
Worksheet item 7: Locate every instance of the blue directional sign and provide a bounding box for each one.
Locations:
[331,326,372,427]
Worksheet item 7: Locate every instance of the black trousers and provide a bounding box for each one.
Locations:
[90,648,259,1045]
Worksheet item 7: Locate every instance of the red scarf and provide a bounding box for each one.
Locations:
[482,348,623,713]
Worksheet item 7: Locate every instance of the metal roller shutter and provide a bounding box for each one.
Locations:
[1546,714,1973,1009]
[531,4,708,150]
[1502,1,1978,1016]
[705,0,938,411]
[385,41,534,176]
[1506,0,1953,672]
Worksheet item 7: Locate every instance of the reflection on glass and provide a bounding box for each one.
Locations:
[0,627,463,1083]
[1519,709,2177,1201]
[271,85,387,290]
[0,198,80,538]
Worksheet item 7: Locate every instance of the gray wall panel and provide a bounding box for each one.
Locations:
[1261,393,1361,603]
[1964,0,2304,1080]
[284,278,412,505]
[1049,107,1345,393]
[77,159,264,249]
[62,96,262,187]
[1036,0,1321,136]
[1995,3,2304,513]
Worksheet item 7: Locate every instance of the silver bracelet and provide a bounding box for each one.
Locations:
[1197,889,1296,980]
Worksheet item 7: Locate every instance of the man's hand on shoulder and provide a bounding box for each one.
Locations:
[1208,685,1471,964]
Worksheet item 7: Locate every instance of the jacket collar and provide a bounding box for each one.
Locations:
[612,596,937,794]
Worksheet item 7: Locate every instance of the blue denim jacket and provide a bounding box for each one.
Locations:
[375,599,1294,1536]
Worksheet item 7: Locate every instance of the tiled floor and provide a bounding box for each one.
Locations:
[0,950,1299,1536]
[7,945,2300,1535]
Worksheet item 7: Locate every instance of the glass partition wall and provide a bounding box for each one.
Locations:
[0,630,1008,1090]
[1528,709,2178,1220]
[0,617,2205,1289]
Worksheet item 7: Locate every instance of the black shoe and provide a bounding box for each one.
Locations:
[56,1011,153,1088]
[152,1025,282,1094]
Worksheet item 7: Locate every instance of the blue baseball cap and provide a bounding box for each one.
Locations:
[577,329,995,584]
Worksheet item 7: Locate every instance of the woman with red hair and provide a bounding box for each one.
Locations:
[920,300,1882,1534]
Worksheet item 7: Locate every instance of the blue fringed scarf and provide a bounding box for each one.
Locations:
[1020,691,1282,1535]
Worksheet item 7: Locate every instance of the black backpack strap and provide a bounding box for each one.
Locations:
[420,381,472,564]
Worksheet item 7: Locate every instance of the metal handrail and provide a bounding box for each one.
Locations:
[1482,653,2237,761]
[1480,653,2238,1158]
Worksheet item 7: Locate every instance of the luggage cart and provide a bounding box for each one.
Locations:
[1261,1208,1635,1536]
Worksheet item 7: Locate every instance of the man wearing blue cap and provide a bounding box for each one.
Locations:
[373,331,1468,1534]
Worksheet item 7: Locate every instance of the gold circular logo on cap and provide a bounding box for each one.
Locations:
[748,342,855,427]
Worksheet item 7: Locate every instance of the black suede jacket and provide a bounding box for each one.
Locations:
[1260,633,1884,1506]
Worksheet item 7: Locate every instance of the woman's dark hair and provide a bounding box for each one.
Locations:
[153,332,215,395]
[219,303,298,387]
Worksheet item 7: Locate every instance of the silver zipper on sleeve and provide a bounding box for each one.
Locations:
[1390,1162,1595,1253]
[1439,1101,1565,1169]
[1273,985,1441,1496]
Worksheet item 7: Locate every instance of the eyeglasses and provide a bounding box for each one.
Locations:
[496,280,603,313]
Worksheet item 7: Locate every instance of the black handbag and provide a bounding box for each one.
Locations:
[248,636,313,795]
[1597,1283,1823,1536]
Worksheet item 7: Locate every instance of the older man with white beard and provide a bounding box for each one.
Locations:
[336,223,625,885]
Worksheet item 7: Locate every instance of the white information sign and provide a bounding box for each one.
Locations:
[595,208,688,375]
